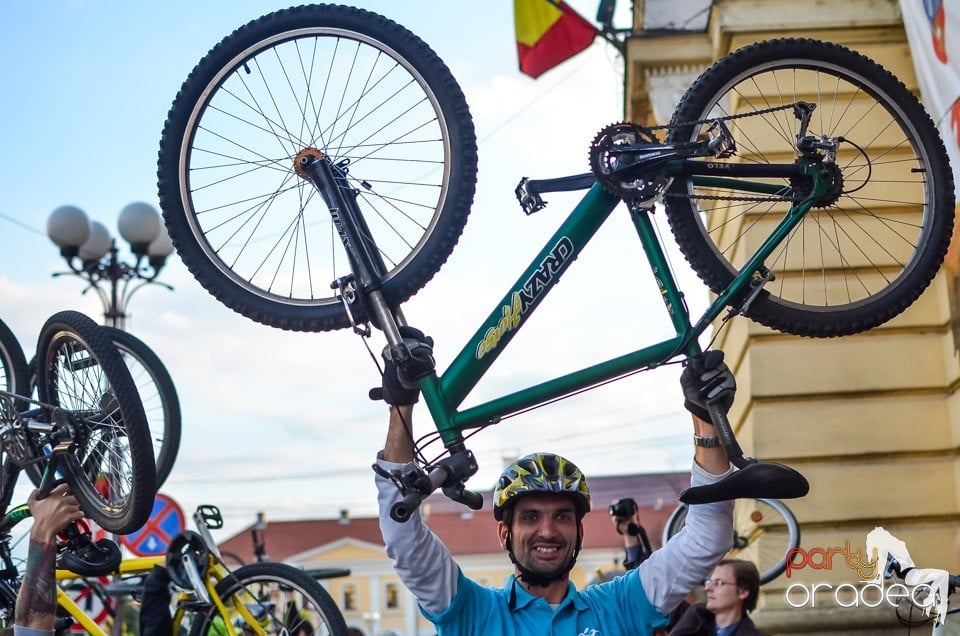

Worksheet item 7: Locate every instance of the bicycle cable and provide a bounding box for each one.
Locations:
[356,326,431,468]
[652,102,838,205]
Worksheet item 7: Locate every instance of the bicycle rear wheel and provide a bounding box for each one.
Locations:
[35,311,155,534]
[0,318,27,398]
[662,498,800,585]
[665,38,954,337]
[101,328,181,490]
[158,4,477,331]
[185,562,348,635]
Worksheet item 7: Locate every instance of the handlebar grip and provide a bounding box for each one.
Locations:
[390,493,424,522]
[369,387,384,401]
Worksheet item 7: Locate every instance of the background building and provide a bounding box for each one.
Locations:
[625,0,960,633]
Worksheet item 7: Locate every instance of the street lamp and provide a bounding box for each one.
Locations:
[46,202,175,330]
[251,511,269,562]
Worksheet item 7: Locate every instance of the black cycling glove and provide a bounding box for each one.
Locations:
[378,326,435,406]
[680,350,736,424]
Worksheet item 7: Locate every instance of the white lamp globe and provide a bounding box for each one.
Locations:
[118,202,161,251]
[78,221,113,262]
[47,206,91,249]
[147,223,174,258]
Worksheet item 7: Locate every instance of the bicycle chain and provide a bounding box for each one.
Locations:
[632,102,804,204]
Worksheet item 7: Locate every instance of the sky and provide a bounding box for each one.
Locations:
[0,1,712,543]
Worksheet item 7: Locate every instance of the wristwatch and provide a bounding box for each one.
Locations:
[693,435,722,448]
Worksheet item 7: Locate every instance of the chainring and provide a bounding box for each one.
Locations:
[589,122,672,202]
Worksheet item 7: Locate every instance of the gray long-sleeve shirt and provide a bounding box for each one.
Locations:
[376,457,734,629]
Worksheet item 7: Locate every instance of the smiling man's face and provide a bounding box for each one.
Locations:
[500,493,580,579]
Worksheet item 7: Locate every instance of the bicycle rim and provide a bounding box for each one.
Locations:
[662,498,799,585]
[159,5,476,331]
[35,311,154,534]
[102,327,181,490]
[728,498,800,584]
[665,38,954,337]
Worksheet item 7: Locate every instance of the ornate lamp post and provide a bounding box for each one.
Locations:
[46,202,175,330]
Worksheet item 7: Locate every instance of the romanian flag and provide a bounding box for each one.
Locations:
[515,0,598,79]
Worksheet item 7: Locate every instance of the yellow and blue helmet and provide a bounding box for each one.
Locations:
[493,452,591,521]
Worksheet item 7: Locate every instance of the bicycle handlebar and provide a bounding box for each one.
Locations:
[389,450,480,522]
[887,557,960,592]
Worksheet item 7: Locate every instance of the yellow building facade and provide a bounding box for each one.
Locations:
[625,0,960,633]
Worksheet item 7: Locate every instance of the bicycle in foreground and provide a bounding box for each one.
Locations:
[156,4,955,513]
[0,503,348,634]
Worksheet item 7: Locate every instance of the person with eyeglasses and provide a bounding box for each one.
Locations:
[669,559,767,636]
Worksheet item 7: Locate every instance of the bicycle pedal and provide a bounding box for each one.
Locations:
[178,597,213,611]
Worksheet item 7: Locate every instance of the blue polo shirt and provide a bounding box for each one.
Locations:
[424,568,669,635]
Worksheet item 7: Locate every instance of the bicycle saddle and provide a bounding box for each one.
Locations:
[57,536,122,577]
[679,460,809,504]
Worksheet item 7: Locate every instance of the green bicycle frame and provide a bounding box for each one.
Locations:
[420,167,824,447]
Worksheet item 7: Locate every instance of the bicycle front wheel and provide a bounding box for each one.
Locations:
[665,38,955,337]
[158,4,477,332]
[35,311,155,534]
[185,562,348,636]
[662,498,800,585]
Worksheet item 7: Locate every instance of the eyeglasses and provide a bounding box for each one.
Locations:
[703,578,737,588]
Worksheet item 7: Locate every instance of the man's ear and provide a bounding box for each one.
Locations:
[497,521,509,550]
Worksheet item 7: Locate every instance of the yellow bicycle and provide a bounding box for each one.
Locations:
[0,504,348,635]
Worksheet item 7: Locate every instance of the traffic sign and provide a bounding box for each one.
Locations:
[120,493,185,557]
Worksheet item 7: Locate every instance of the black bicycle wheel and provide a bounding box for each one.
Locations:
[25,328,181,492]
[101,328,181,490]
[0,318,27,399]
[158,4,477,332]
[186,561,348,636]
[662,498,800,585]
[35,311,155,534]
[665,38,954,337]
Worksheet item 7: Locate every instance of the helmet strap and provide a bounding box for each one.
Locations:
[504,525,583,593]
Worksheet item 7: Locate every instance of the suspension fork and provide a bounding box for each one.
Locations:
[299,154,406,346]
[299,155,473,461]
[299,158,475,481]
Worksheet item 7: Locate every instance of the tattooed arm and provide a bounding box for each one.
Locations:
[15,486,83,632]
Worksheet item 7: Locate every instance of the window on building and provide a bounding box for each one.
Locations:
[385,582,399,610]
[343,584,357,611]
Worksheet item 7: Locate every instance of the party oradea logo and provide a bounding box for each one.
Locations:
[783,526,951,627]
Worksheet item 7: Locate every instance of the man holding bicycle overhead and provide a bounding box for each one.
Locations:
[374,328,737,635]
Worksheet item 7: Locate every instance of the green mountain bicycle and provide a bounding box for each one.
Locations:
[156,5,955,515]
